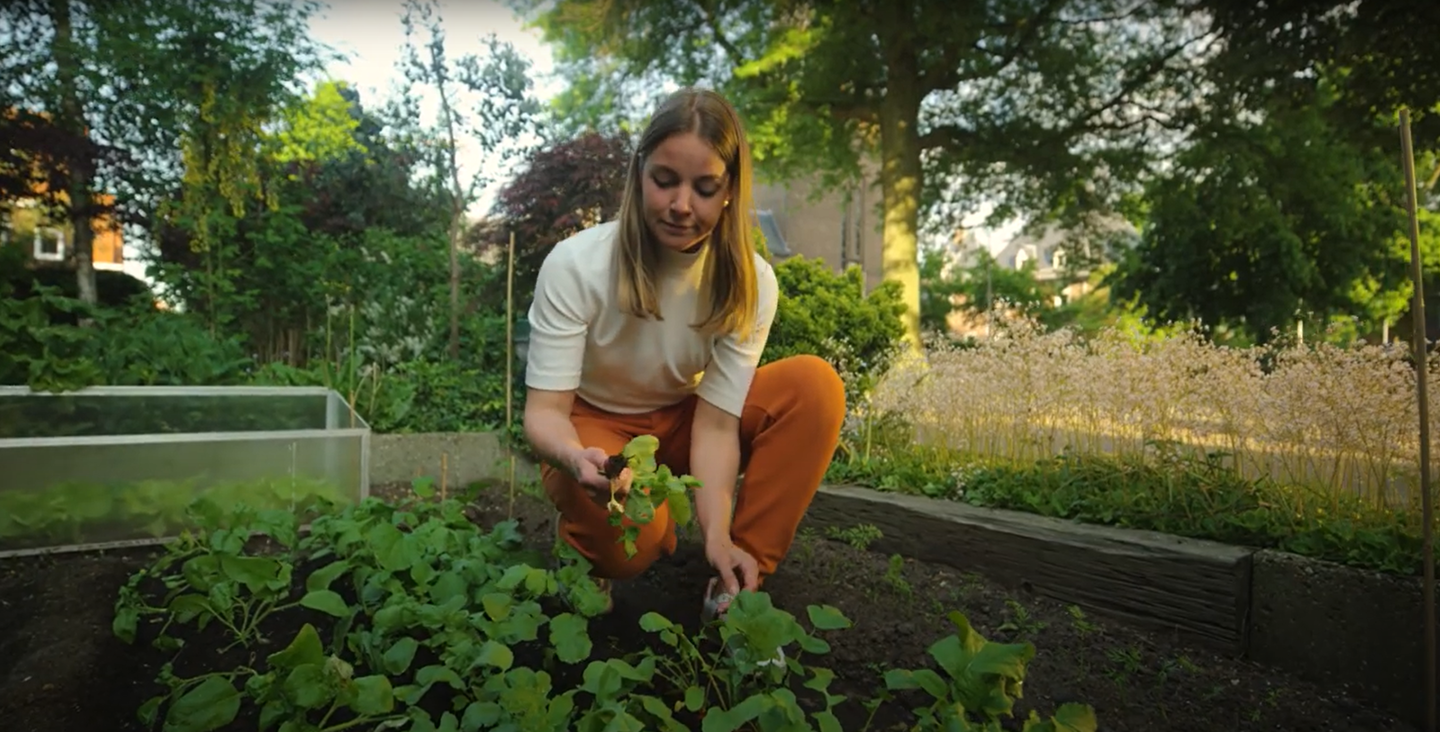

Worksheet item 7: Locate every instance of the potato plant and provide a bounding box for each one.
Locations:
[111,478,1096,732]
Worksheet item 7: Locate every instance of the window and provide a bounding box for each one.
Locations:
[34,227,65,261]
[1052,247,1066,270]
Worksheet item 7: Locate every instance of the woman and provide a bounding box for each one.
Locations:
[521,87,846,622]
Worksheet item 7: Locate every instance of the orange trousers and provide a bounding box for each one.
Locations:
[543,354,847,583]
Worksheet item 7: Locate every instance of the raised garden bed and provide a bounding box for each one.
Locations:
[801,484,1437,728]
[0,480,1416,732]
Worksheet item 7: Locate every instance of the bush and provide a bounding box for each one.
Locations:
[763,256,907,406]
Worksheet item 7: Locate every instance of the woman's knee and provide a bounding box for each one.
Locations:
[766,354,846,424]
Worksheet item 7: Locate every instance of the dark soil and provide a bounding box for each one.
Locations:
[0,481,1417,732]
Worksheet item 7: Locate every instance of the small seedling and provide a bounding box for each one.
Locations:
[602,435,703,558]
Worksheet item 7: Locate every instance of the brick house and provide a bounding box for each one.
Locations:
[751,162,886,292]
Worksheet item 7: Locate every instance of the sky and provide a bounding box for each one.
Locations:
[308,0,564,215]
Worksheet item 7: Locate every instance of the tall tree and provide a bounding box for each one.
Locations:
[516,0,1211,348]
[0,0,327,306]
[1198,0,1440,147]
[398,0,541,360]
[1111,82,1430,342]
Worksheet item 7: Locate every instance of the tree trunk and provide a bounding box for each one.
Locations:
[51,0,97,308]
[879,25,925,351]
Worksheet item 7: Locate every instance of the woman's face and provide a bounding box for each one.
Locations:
[641,132,730,253]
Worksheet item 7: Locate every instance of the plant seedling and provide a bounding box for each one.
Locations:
[603,435,703,559]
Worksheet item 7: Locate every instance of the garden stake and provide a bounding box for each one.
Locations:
[1400,106,1435,732]
[506,230,517,519]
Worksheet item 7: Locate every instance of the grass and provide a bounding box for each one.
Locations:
[828,315,1434,577]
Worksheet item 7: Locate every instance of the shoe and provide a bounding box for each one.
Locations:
[703,577,783,668]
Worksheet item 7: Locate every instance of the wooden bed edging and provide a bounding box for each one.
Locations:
[804,484,1254,655]
[803,484,1436,728]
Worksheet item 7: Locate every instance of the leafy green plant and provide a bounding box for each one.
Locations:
[0,475,346,553]
[608,591,855,732]
[882,611,1097,732]
[604,434,702,558]
[112,474,1099,732]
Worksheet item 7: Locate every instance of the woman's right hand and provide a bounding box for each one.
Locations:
[568,446,632,504]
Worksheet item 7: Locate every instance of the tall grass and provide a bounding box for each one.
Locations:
[835,315,1434,574]
[871,316,1426,513]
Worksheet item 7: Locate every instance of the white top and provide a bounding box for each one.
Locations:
[524,221,779,418]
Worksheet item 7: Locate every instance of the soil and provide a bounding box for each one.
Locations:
[0,481,1418,732]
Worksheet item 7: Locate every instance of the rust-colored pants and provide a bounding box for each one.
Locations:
[542,354,846,583]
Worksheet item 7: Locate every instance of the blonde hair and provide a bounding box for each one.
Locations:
[613,87,759,339]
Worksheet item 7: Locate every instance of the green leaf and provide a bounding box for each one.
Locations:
[806,604,852,631]
[258,700,286,731]
[700,693,765,732]
[884,668,949,700]
[461,701,502,731]
[305,560,350,592]
[431,571,469,605]
[668,492,693,526]
[1046,703,1099,732]
[283,664,331,709]
[621,434,659,460]
[481,592,513,622]
[475,640,514,671]
[345,675,395,716]
[268,623,325,670]
[638,612,673,632]
[300,589,350,617]
[813,710,844,732]
[162,676,240,732]
[112,605,139,644]
[367,522,414,573]
[684,685,704,712]
[218,554,284,594]
[383,637,420,675]
[548,612,592,664]
[417,664,464,690]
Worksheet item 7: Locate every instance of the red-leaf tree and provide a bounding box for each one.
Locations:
[484,130,631,305]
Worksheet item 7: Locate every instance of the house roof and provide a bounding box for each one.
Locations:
[755,209,793,257]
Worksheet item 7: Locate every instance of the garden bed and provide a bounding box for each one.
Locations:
[0,481,1417,732]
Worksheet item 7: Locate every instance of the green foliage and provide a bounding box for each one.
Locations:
[883,611,1097,731]
[0,279,250,392]
[1113,83,1426,342]
[111,478,1095,732]
[832,436,1433,578]
[268,80,368,165]
[3,475,344,556]
[764,256,907,403]
[603,435,702,558]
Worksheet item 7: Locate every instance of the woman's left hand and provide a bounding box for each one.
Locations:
[705,537,759,598]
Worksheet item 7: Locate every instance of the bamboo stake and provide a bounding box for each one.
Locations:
[1400,107,1435,732]
[506,230,517,519]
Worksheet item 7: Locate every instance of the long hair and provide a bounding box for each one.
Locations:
[613,87,759,340]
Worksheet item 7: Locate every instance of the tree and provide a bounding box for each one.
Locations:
[484,131,632,307]
[398,0,541,359]
[1111,84,1423,342]
[1198,0,1440,149]
[515,0,1211,348]
[0,0,328,306]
